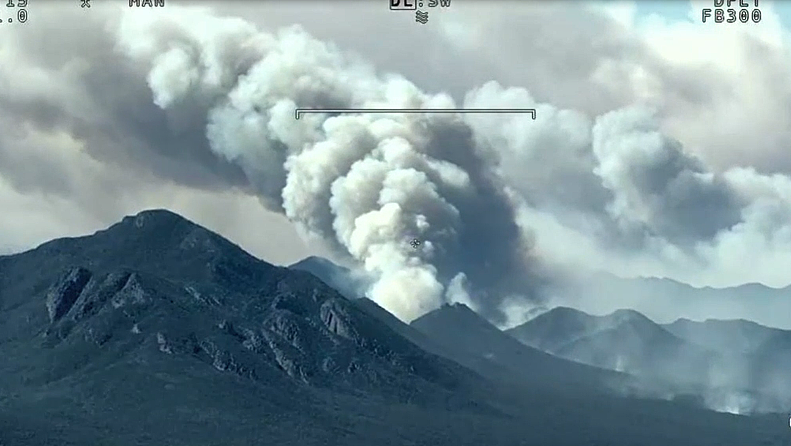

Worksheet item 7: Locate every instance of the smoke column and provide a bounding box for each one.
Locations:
[114,7,791,323]
[116,8,534,321]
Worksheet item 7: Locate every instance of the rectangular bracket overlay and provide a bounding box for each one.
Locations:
[294,108,537,120]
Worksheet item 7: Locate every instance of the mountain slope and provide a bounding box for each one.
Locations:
[562,273,791,330]
[505,306,601,352]
[289,256,364,299]
[664,318,789,354]
[508,307,791,413]
[0,210,786,445]
[664,317,791,411]
[351,297,444,356]
[508,307,716,376]
[0,210,479,403]
[411,303,641,396]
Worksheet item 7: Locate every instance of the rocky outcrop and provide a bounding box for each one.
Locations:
[45,267,92,323]
[110,273,149,308]
[69,271,132,321]
[320,298,358,340]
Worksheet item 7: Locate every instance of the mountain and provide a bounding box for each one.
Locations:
[0,210,493,444]
[0,209,469,399]
[289,256,363,299]
[505,306,602,352]
[559,273,791,330]
[288,259,638,396]
[508,307,791,413]
[0,210,786,445]
[664,318,790,354]
[410,303,647,397]
[663,318,791,411]
[508,307,714,380]
[351,297,444,355]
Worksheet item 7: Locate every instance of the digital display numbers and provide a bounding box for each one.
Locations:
[702,0,761,24]
[1,0,28,24]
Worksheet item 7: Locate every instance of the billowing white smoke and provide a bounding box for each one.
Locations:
[591,107,742,245]
[116,8,532,321]
[113,6,791,322]
[463,83,744,251]
[462,80,791,291]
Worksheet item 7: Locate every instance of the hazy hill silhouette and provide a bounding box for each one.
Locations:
[508,306,791,413]
[411,303,639,396]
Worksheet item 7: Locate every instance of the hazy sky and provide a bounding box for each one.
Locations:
[2,0,791,321]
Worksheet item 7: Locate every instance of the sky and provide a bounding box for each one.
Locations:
[3,0,791,323]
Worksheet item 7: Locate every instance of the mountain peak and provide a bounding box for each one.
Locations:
[436,302,482,319]
[412,300,629,396]
[507,306,593,332]
[413,302,498,336]
[112,209,205,242]
[541,306,589,318]
[95,209,239,264]
[6,209,271,294]
[605,308,652,324]
[445,302,474,311]
[506,306,598,352]
[289,256,365,299]
[120,208,190,228]
[291,256,336,268]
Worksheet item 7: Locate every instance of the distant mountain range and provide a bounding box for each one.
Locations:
[0,210,786,445]
[557,273,791,330]
[410,302,638,396]
[507,306,791,413]
[664,317,791,354]
[289,251,791,330]
[292,251,791,415]
[507,307,715,381]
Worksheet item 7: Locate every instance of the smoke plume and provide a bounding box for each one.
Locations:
[93,6,791,322]
[115,8,535,321]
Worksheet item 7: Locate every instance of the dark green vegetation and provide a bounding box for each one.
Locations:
[0,210,787,445]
